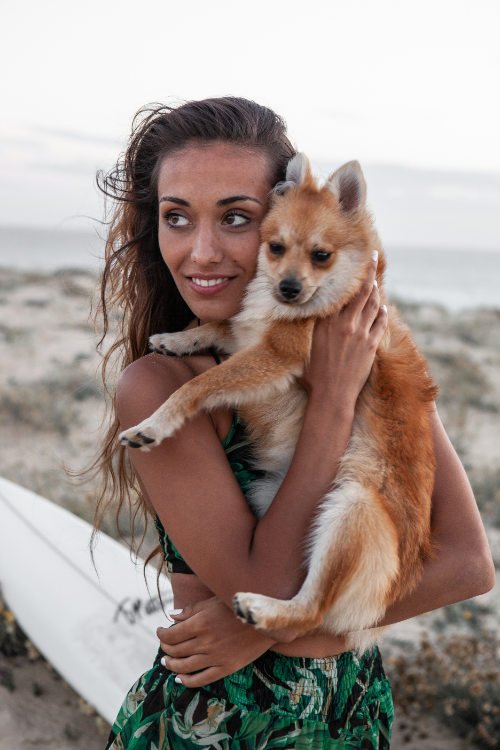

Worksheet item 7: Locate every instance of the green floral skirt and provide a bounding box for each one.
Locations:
[105,646,393,749]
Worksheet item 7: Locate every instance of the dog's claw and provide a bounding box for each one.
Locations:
[233,596,244,620]
[137,432,155,444]
[233,596,257,626]
[124,439,142,449]
[148,339,177,355]
[119,430,158,450]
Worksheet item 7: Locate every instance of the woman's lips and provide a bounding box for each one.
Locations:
[187,276,233,295]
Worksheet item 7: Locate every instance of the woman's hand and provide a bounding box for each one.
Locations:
[302,251,388,410]
[156,597,277,687]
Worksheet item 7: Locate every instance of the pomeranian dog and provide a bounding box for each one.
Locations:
[119,154,437,650]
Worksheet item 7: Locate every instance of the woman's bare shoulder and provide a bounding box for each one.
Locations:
[119,352,194,391]
[116,353,193,429]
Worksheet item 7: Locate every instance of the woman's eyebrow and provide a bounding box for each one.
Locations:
[217,195,262,206]
[159,195,190,206]
[159,194,263,207]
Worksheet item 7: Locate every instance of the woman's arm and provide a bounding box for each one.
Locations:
[117,259,386,609]
[381,404,495,625]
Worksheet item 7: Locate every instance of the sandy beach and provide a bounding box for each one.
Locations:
[0,266,498,749]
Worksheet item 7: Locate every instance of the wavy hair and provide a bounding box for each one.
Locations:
[91,97,296,557]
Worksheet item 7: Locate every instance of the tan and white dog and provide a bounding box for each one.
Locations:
[120,154,437,650]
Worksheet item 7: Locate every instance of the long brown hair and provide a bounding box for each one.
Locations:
[92,97,295,553]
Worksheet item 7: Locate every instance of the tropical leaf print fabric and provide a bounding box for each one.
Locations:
[105,645,393,749]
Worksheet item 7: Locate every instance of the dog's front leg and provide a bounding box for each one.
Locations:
[149,321,235,357]
[119,344,304,450]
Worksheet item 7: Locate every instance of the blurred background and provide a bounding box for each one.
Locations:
[0,1,498,748]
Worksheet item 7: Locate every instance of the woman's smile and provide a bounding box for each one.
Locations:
[187,274,233,294]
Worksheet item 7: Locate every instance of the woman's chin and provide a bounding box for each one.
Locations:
[186,293,243,324]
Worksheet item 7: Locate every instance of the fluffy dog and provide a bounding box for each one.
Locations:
[120,154,437,649]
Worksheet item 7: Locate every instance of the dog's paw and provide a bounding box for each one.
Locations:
[119,424,164,451]
[232,593,267,628]
[149,332,196,356]
[233,593,305,642]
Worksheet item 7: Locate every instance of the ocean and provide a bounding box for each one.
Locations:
[0,225,498,312]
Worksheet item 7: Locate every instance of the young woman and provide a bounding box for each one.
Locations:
[96,97,495,749]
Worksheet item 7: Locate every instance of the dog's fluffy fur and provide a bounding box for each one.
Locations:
[120,154,437,650]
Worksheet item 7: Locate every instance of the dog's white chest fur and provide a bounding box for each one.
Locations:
[223,272,308,517]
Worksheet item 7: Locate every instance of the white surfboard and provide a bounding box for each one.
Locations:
[0,476,174,725]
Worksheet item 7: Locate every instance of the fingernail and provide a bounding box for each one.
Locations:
[373,279,378,288]
[161,656,167,668]
[167,609,184,621]
[381,304,388,314]
[371,250,378,262]
[175,675,183,684]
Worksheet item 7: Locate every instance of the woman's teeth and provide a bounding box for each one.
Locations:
[191,277,228,288]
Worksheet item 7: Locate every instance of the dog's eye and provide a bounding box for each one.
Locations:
[269,243,285,256]
[311,250,331,263]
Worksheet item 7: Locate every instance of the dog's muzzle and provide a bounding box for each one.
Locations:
[278,277,302,302]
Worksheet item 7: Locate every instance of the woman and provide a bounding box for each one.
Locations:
[96,97,494,749]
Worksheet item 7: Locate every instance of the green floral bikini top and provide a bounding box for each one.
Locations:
[154,350,264,575]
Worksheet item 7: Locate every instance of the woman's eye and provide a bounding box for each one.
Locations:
[165,212,189,228]
[312,249,331,263]
[223,212,249,227]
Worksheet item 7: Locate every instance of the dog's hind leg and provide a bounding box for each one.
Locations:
[233,480,399,640]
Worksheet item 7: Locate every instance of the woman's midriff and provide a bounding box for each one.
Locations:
[172,574,349,658]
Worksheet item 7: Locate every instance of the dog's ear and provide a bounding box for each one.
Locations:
[273,153,313,195]
[327,161,367,213]
[286,153,311,185]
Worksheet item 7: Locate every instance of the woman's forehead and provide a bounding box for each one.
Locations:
[157,142,272,198]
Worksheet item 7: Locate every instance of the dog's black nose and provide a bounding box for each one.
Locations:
[278,278,302,301]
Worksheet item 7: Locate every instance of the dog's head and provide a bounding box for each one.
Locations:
[259,154,383,316]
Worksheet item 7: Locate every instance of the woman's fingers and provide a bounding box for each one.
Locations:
[369,303,389,344]
[340,250,378,321]
[159,637,200,658]
[359,281,381,331]
[354,250,378,306]
[157,622,195,646]
[156,597,274,687]
[175,666,225,688]
[161,653,211,674]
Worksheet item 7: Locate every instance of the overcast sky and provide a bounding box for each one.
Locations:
[1,0,499,249]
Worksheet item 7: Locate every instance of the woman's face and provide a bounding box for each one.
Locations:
[157,141,272,323]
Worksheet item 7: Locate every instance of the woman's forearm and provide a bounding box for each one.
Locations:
[381,535,495,626]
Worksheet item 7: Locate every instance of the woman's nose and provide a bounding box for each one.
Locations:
[190,223,224,265]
